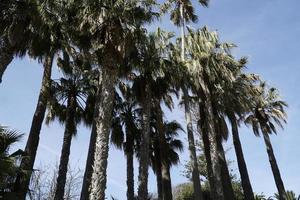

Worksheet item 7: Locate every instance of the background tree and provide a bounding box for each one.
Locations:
[150,119,184,199]
[245,83,287,199]
[162,0,210,198]
[110,82,141,200]
[28,164,82,200]
[45,53,94,200]
[13,0,75,197]
[186,26,239,199]
[0,125,23,199]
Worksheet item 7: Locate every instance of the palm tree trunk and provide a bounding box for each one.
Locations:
[229,115,254,200]
[80,122,97,200]
[262,132,286,199]
[161,165,172,200]
[89,67,118,200]
[197,66,225,200]
[126,131,135,200]
[137,83,152,200]
[0,37,14,83]
[180,4,185,61]
[180,4,203,200]
[156,104,173,200]
[216,133,235,200]
[166,166,172,199]
[198,98,224,200]
[54,97,76,200]
[183,88,204,200]
[180,4,204,198]
[202,100,224,199]
[211,107,235,200]
[14,54,54,200]
[198,103,217,199]
[155,152,163,200]
[80,80,102,200]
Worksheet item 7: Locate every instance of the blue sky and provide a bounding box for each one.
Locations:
[1,0,300,198]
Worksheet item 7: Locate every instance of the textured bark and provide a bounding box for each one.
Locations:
[80,121,97,200]
[0,37,14,83]
[230,116,255,200]
[81,79,102,200]
[180,4,204,199]
[54,97,76,200]
[196,66,224,199]
[216,134,235,200]
[263,132,286,200]
[89,67,118,200]
[125,130,135,200]
[183,88,204,200]
[212,107,235,200]
[14,54,53,200]
[137,83,152,200]
[203,101,224,199]
[156,104,173,200]
[200,99,225,200]
[198,104,217,199]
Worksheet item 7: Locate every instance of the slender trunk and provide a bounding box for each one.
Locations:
[198,104,217,199]
[14,54,53,200]
[54,97,76,200]
[200,96,224,200]
[80,120,98,200]
[212,108,235,200]
[137,83,152,200]
[202,99,224,199]
[180,4,185,61]
[155,152,163,200]
[0,37,14,83]
[263,132,286,199]
[230,115,255,200]
[166,166,172,200]
[216,133,235,200]
[161,152,173,200]
[156,104,173,200]
[196,65,224,199]
[180,4,204,199]
[126,131,135,200]
[89,67,117,200]
[183,88,204,200]
[80,78,101,200]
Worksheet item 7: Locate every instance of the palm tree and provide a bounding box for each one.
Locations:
[14,53,54,199]
[186,27,240,200]
[110,83,141,200]
[0,125,23,197]
[150,118,184,200]
[0,0,49,83]
[0,0,37,82]
[222,71,259,200]
[80,1,157,198]
[0,37,14,83]
[45,54,95,200]
[80,83,99,200]
[207,54,258,200]
[13,1,73,198]
[132,29,178,199]
[245,83,287,199]
[144,30,182,199]
[164,1,209,199]
[213,113,235,199]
